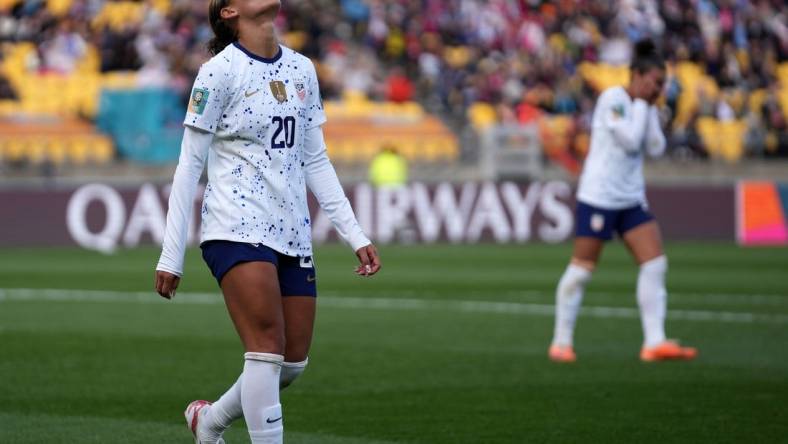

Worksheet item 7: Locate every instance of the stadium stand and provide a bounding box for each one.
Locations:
[0,0,786,173]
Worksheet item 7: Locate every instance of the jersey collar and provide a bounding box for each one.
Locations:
[233,41,283,64]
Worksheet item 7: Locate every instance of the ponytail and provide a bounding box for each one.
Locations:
[630,39,665,74]
[208,0,237,55]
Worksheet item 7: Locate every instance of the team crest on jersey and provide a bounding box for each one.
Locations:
[294,81,306,102]
[591,213,605,232]
[269,80,288,103]
[189,88,209,115]
[611,104,625,119]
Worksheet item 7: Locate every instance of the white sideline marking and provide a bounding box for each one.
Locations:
[1,288,787,325]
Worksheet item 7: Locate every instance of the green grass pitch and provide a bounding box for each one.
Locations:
[0,242,786,443]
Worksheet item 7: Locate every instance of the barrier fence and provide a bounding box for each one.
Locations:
[0,181,753,251]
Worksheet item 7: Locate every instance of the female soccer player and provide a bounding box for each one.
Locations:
[548,40,696,363]
[154,1,381,443]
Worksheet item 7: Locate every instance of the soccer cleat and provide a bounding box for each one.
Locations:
[548,344,576,363]
[185,400,226,444]
[640,340,697,362]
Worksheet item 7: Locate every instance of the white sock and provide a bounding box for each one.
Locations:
[203,376,242,437]
[637,255,668,348]
[202,357,308,436]
[280,358,308,390]
[552,263,592,347]
[242,352,284,444]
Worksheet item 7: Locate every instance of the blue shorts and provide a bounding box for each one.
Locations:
[200,240,317,296]
[575,201,654,241]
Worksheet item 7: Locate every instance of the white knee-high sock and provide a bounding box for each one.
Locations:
[203,376,243,437]
[552,263,592,347]
[280,358,308,390]
[242,352,284,444]
[637,255,668,348]
[203,357,309,437]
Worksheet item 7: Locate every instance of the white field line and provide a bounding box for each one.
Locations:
[365,289,788,307]
[0,288,787,325]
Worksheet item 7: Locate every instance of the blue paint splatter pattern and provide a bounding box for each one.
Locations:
[184,44,327,257]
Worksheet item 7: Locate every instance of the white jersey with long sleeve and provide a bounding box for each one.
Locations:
[577,86,666,210]
[156,43,369,276]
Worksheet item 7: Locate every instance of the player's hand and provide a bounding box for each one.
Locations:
[354,244,381,277]
[631,80,651,103]
[155,270,180,299]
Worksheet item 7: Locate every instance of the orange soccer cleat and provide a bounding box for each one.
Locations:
[548,344,577,363]
[640,340,697,362]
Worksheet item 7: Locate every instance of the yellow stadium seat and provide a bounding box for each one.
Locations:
[46,140,68,165]
[577,62,629,92]
[92,2,144,31]
[26,138,47,163]
[90,137,115,163]
[748,89,767,115]
[539,115,574,155]
[327,140,347,162]
[777,63,788,85]
[443,46,472,69]
[47,0,73,16]
[401,101,424,118]
[696,117,720,157]
[0,100,20,116]
[780,89,788,118]
[468,102,497,130]
[718,120,746,163]
[282,31,307,51]
[4,139,27,162]
[67,138,90,164]
[342,90,366,102]
[696,117,746,162]
[102,72,139,90]
[151,0,170,14]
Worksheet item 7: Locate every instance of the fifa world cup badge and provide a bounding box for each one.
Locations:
[269,80,288,103]
[189,88,209,115]
[612,104,625,119]
[591,213,605,232]
[295,81,306,102]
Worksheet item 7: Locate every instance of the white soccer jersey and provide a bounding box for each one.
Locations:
[156,42,369,276]
[577,86,666,209]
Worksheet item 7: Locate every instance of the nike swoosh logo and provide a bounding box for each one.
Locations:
[306,275,316,283]
[266,416,283,424]
[245,89,261,98]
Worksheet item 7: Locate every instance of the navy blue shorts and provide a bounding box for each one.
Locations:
[200,240,317,296]
[575,201,654,241]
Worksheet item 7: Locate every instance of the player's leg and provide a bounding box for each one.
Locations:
[550,236,603,362]
[278,254,317,389]
[195,251,316,442]
[188,259,285,443]
[220,261,286,443]
[621,216,696,361]
[550,202,610,362]
[622,220,666,346]
[189,243,282,443]
[281,297,315,388]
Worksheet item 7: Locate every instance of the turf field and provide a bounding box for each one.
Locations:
[0,242,786,443]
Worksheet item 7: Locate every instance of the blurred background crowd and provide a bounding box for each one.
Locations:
[0,0,787,176]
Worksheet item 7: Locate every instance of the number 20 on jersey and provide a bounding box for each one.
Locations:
[271,116,296,149]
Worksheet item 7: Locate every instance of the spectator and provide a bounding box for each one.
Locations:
[0,0,785,161]
[40,20,87,74]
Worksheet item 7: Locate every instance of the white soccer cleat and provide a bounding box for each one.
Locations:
[185,400,226,444]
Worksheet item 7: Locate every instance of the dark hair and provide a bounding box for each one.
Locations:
[208,0,237,55]
[630,39,665,74]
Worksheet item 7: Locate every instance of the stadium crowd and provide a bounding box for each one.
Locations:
[1,0,787,159]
